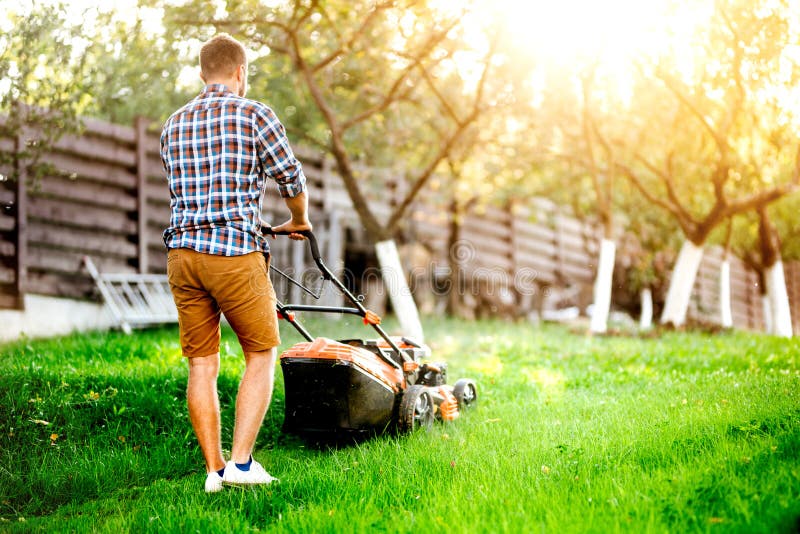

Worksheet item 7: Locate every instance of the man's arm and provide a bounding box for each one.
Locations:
[271,190,312,240]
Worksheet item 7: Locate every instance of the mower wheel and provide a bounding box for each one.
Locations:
[399,385,434,432]
[453,379,477,409]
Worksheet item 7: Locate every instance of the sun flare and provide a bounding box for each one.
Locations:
[483,0,715,103]
[495,0,712,60]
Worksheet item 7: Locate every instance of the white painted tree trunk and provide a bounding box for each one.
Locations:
[640,288,653,330]
[761,294,773,335]
[719,259,733,328]
[765,260,793,337]
[660,240,705,326]
[590,239,616,334]
[375,239,425,342]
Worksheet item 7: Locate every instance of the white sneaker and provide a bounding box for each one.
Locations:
[205,471,224,493]
[222,458,278,486]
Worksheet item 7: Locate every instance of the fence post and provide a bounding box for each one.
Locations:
[746,268,758,331]
[12,127,28,310]
[506,201,518,304]
[320,154,333,214]
[321,209,343,308]
[554,211,565,283]
[135,116,149,274]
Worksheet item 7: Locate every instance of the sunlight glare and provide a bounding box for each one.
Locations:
[493,0,713,62]
[487,0,715,102]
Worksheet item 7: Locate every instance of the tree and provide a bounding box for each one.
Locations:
[513,59,629,333]
[730,194,800,336]
[615,0,800,327]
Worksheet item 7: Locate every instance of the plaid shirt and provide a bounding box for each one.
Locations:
[160,83,306,256]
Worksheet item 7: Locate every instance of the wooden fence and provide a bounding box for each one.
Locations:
[1,113,799,333]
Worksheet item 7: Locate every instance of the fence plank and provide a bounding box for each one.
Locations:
[472,237,513,259]
[144,181,170,203]
[148,246,167,273]
[0,264,15,283]
[0,137,16,156]
[81,117,136,143]
[25,271,96,300]
[135,117,149,273]
[39,152,137,189]
[53,133,136,167]
[29,246,134,276]
[27,223,137,258]
[29,174,136,210]
[28,197,136,234]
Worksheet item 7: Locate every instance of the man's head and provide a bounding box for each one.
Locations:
[199,33,248,97]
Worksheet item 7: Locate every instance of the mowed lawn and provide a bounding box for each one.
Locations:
[1,316,798,533]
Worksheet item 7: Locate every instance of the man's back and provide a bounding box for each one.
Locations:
[161,83,305,256]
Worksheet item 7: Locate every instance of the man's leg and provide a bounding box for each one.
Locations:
[187,352,226,473]
[230,347,277,463]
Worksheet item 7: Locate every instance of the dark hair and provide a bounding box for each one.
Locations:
[200,33,246,79]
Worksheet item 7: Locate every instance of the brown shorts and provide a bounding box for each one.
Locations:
[166,248,280,357]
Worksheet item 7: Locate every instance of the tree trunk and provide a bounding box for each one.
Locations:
[375,239,425,342]
[590,238,615,333]
[761,292,773,335]
[640,288,653,330]
[719,258,733,328]
[445,199,466,317]
[660,240,705,327]
[765,259,793,337]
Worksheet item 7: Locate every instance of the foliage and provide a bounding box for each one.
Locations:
[1,318,798,532]
[0,3,92,177]
[79,10,195,125]
[615,0,800,244]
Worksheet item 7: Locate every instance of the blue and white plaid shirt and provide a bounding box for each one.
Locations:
[160,83,306,256]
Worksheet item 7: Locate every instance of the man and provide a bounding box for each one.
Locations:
[160,33,311,493]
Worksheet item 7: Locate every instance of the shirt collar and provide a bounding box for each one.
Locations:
[201,83,234,96]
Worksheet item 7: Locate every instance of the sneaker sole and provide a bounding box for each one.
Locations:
[222,480,276,487]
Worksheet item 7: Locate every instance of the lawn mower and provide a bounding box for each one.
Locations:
[265,228,477,439]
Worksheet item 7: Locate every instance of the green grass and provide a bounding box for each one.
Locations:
[1,316,798,533]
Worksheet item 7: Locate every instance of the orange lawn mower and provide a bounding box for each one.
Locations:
[265,228,477,439]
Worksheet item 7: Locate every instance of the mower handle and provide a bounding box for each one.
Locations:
[262,226,322,263]
[264,224,411,367]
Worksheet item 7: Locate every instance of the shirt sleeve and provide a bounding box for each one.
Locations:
[159,126,169,173]
[255,107,307,199]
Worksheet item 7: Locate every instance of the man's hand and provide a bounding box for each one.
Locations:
[270,219,312,241]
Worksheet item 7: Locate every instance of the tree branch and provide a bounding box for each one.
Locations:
[718,143,800,219]
[631,151,697,229]
[658,73,729,158]
[340,18,460,132]
[285,125,327,151]
[416,59,462,124]
[722,181,799,219]
[616,162,695,236]
[384,36,496,236]
[287,21,385,239]
[170,17,291,33]
[312,1,394,73]
[289,0,319,31]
